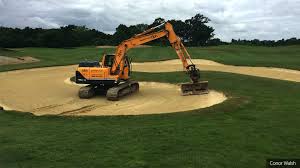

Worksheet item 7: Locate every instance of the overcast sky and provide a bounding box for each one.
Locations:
[0,0,299,41]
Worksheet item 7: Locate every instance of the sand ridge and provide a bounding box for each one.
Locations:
[132,59,300,82]
[0,56,39,65]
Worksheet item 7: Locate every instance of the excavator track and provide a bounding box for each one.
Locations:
[181,81,209,96]
[78,85,96,99]
[106,80,139,101]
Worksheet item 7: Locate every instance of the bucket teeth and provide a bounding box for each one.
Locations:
[180,81,209,96]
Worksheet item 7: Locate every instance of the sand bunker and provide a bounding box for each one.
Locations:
[2,58,300,116]
[0,56,39,65]
[0,66,226,116]
[133,59,300,83]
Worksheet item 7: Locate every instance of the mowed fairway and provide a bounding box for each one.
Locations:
[1,45,300,71]
[0,45,299,168]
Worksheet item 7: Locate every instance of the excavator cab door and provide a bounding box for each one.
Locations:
[103,54,115,67]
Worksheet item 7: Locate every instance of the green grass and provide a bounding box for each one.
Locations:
[1,45,300,72]
[0,71,299,168]
[0,45,299,167]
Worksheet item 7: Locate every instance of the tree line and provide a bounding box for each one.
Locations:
[0,12,299,48]
[230,38,300,46]
[0,14,215,48]
[0,25,112,48]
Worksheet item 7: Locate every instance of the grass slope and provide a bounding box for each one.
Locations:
[0,71,299,168]
[1,45,300,72]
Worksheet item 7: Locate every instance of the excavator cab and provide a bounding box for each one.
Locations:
[101,54,131,77]
[102,54,115,67]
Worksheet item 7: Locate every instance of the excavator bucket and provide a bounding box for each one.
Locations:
[180,81,209,96]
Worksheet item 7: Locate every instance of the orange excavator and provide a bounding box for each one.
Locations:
[75,22,208,100]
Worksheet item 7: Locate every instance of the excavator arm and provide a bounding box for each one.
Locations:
[111,29,168,73]
[111,22,201,83]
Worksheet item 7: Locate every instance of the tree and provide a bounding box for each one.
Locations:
[112,24,132,45]
[207,38,224,46]
[148,18,165,27]
[185,14,214,46]
[168,19,188,41]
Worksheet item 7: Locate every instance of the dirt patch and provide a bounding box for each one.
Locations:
[0,56,39,65]
[0,65,226,116]
[96,45,152,49]
[132,59,300,83]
